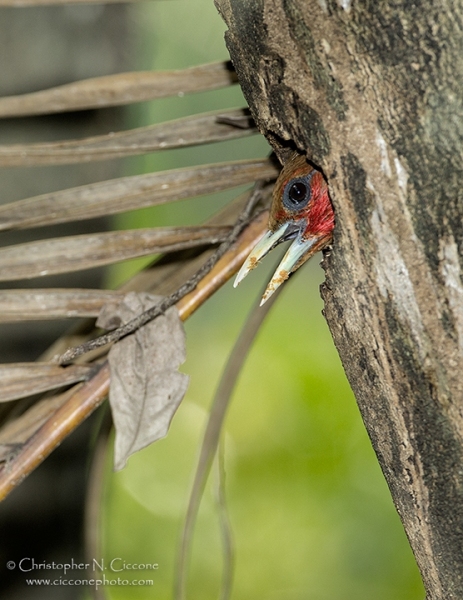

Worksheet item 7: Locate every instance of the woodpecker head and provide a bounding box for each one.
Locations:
[234,153,334,304]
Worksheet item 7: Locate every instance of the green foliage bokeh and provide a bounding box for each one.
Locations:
[102,2,424,599]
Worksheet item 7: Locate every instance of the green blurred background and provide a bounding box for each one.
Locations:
[101,2,424,599]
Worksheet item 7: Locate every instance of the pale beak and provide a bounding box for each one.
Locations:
[234,221,322,305]
[234,223,290,288]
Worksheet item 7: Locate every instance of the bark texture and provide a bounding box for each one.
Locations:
[215,1,463,598]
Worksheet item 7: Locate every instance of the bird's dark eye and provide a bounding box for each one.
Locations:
[282,174,313,211]
[289,182,307,202]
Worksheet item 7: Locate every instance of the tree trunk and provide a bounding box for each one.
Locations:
[215,1,463,598]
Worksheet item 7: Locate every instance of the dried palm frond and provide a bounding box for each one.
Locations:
[0,289,124,322]
[0,158,274,230]
[0,108,254,167]
[0,202,271,499]
[0,61,237,116]
[0,58,278,500]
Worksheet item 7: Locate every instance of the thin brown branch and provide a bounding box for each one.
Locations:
[0,364,111,500]
[59,183,265,364]
[30,188,272,367]
[0,390,76,462]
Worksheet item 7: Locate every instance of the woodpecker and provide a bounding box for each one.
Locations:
[234,153,334,304]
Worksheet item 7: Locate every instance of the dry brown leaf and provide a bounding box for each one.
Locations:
[0,289,123,322]
[0,109,255,167]
[98,292,189,471]
[0,225,230,281]
[0,62,237,117]
[0,159,277,231]
[0,363,93,402]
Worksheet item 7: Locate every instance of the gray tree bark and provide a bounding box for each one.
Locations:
[215,1,463,598]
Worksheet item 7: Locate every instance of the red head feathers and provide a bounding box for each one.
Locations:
[234,153,334,304]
